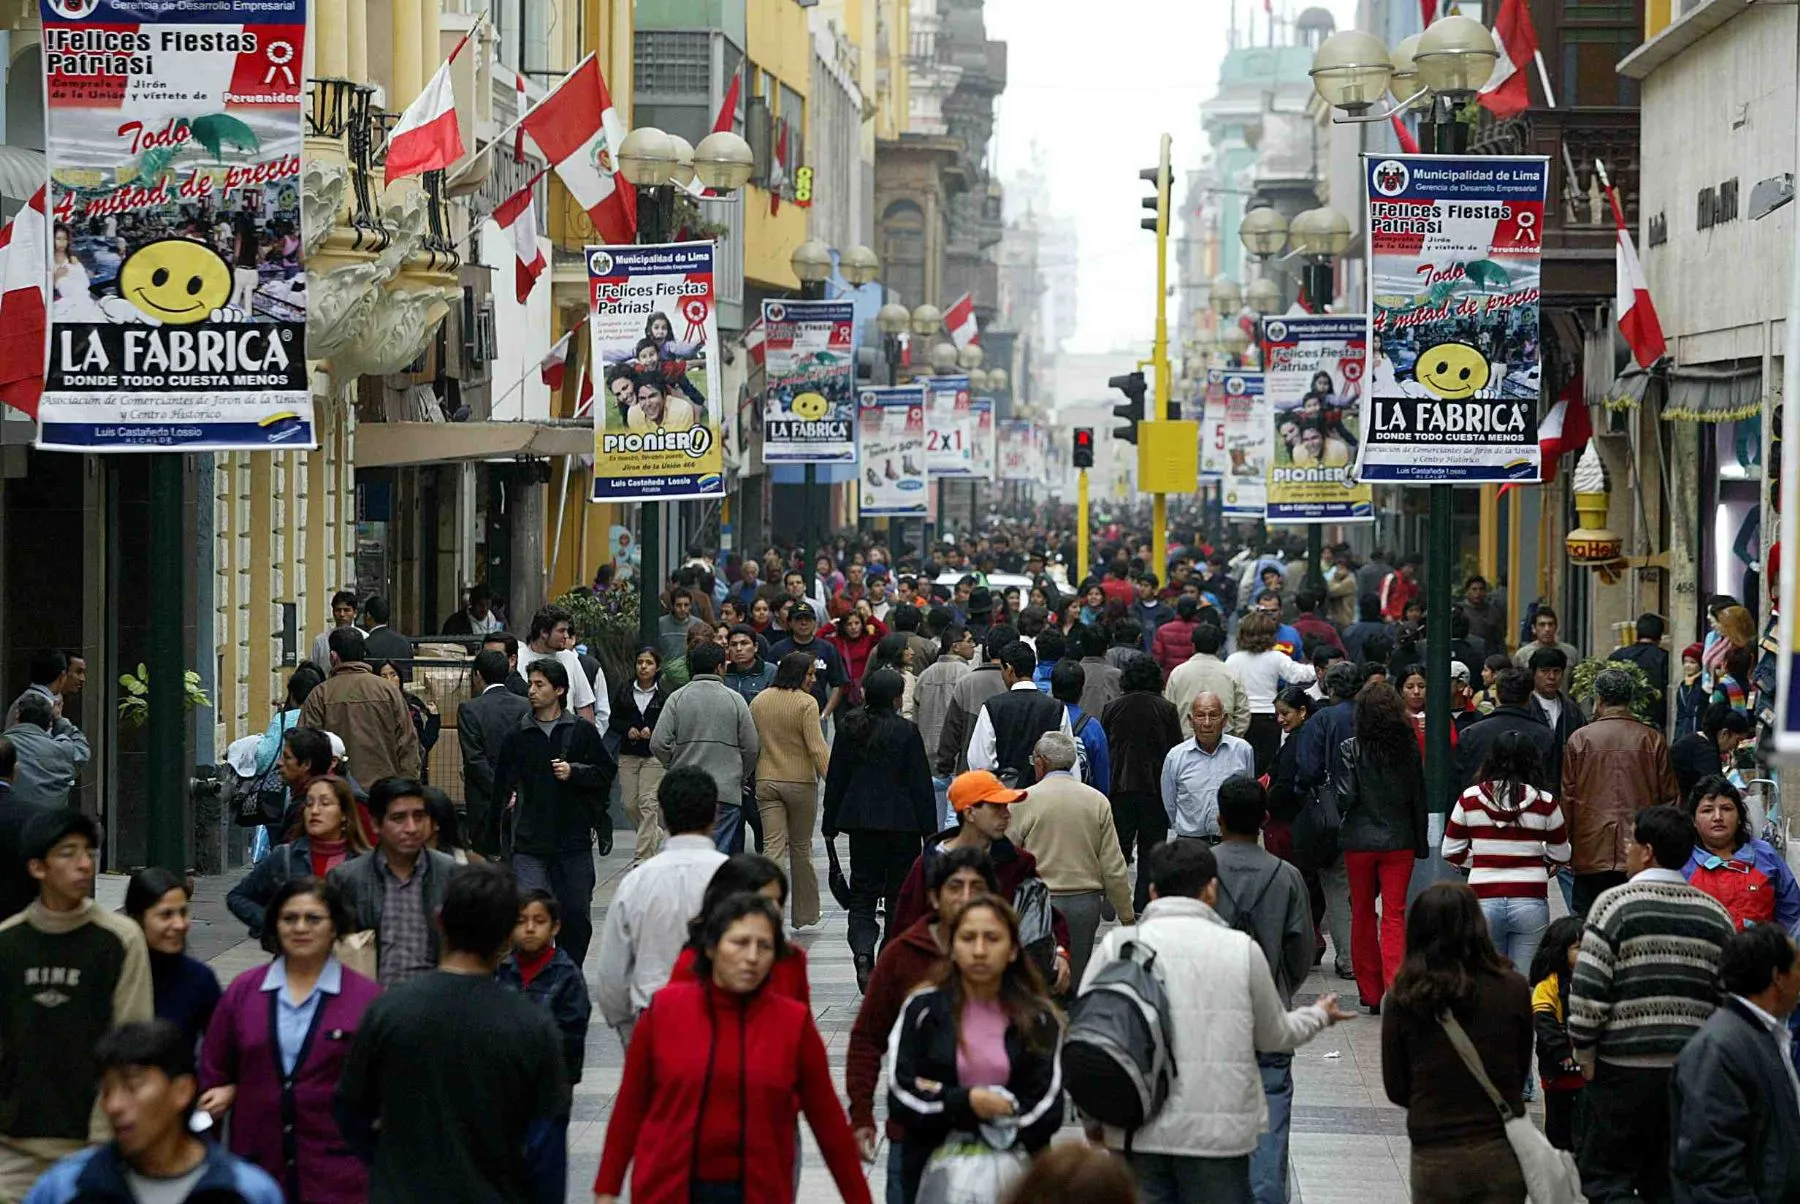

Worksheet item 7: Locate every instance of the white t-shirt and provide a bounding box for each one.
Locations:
[126,1161,209,1204]
[519,646,608,725]
[1537,692,1562,729]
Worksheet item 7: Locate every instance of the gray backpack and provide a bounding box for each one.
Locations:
[1061,939,1177,1133]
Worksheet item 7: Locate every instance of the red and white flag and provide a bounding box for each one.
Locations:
[522,55,636,244]
[512,70,528,163]
[0,186,49,419]
[769,119,788,215]
[574,368,595,418]
[540,328,575,390]
[943,292,979,349]
[742,318,767,367]
[384,29,475,183]
[1390,112,1419,154]
[1419,0,1437,26]
[493,170,548,304]
[713,68,741,135]
[1478,0,1539,118]
[1538,389,1593,482]
[1605,178,1666,369]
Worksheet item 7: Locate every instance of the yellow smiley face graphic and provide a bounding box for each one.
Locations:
[118,238,233,325]
[791,391,830,420]
[1413,342,1490,400]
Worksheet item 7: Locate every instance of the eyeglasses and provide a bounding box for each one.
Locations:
[278,912,331,929]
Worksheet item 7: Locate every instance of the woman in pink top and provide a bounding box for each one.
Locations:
[886,897,1064,1202]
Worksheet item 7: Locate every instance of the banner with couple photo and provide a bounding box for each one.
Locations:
[587,241,723,501]
[1360,153,1548,482]
[856,385,927,516]
[1263,315,1374,524]
[37,0,310,450]
[998,419,1035,482]
[1220,370,1270,518]
[760,298,856,463]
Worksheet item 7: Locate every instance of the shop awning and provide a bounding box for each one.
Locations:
[1602,363,1765,423]
[0,146,46,202]
[354,420,592,466]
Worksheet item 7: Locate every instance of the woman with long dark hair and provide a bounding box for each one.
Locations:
[228,775,372,939]
[863,631,917,719]
[667,853,811,1002]
[1333,681,1427,1012]
[887,895,1064,1202]
[1381,882,1532,1203]
[1442,732,1569,973]
[824,609,886,707]
[823,667,938,988]
[594,893,871,1204]
[1226,611,1317,776]
[124,868,221,1053]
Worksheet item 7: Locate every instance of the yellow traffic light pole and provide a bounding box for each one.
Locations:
[1146,134,1173,580]
[1077,467,1089,585]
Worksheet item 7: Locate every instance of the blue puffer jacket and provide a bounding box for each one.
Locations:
[497,946,592,1085]
[24,1142,283,1204]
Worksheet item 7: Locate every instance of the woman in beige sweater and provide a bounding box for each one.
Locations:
[750,650,833,927]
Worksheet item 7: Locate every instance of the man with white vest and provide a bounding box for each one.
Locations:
[1081,839,1355,1203]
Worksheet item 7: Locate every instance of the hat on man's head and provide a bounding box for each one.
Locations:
[1449,661,1471,684]
[966,586,994,616]
[788,602,817,622]
[949,770,1027,812]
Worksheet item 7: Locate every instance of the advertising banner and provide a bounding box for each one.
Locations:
[1263,315,1374,523]
[1219,371,1270,518]
[971,396,996,480]
[1360,153,1548,482]
[587,242,723,501]
[856,385,927,516]
[998,419,1033,481]
[759,299,856,463]
[924,374,973,476]
[1199,369,1230,481]
[36,0,310,451]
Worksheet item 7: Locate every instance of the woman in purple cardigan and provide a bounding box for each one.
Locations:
[198,876,380,1203]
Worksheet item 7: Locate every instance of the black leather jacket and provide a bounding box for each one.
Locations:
[1333,736,1428,856]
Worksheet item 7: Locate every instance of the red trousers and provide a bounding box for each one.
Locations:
[1344,849,1413,1006]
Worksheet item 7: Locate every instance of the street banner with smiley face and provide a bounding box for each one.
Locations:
[587,241,724,501]
[1361,153,1549,483]
[1263,314,1374,524]
[760,299,857,464]
[855,385,927,516]
[36,0,310,450]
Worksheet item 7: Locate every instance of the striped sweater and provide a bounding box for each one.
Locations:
[1567,869,1734,1068]
[1441,781,1571,898]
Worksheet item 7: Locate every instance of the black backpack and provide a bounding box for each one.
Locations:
[1062,939,1177,1132]
[1215,865,1279,942]
[1013,876,1056,978]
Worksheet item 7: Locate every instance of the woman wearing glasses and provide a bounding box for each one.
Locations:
[199,877,381,1203]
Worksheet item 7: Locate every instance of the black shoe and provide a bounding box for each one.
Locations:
[855,954,873,994]
[1335,964,1355,980]
[1364,1001,1381,1016]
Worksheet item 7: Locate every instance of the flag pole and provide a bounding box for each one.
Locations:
[446,51,599,186]
[1531,48,1557,108]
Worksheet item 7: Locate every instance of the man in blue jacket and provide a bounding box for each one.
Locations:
[1293,660,1362,979]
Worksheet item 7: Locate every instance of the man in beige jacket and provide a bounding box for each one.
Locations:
[1011,731,1134,988]
[1164,623,1249,739]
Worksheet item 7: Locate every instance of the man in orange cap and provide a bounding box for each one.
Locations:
[887,769,1070,992]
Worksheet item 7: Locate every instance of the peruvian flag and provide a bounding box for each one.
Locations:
[1390,113,1419,154]
[0,186,49,419]
[1538,391,1593,482]
[512,70,528,163]
[1606,178,1666,368]
[713,68,741,134]
[769,119,788,215]
[574,368,595,418]
[493,170,548,303]
[742,318,767,367]
[1419,0,1437,25]
[522,55,636,244]
[944,292,979,348]
[384,30,474,183]
[1479,0,1539,118]
[540,328,575,390]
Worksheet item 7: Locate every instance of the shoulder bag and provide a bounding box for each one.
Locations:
[1438,1010,1585,1204]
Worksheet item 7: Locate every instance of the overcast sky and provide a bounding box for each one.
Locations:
[986,0,1362,354]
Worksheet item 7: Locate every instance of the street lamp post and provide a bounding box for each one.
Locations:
[1310,15,1500,827]
[619,124,753,649]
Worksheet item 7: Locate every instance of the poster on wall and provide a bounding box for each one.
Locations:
[971,396,996,480]
[35,0,311,451]
[587,241,723,501]
[1220,371,1269,518]
[1199,369,1230,481]
[1263,315,1374,523]
[998,419,1033,481]
[856,385,927,516]
[760,299,856,463]
[1359,153,1548,482]
[924,373,973,476]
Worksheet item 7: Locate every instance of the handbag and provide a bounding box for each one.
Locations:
[335,929,379,980]
[825,837,852,910]
[915,1132,1029,1204]
[1439,1010,1585,1204]
[233,759,289,829]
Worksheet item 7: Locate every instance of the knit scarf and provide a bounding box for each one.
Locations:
[309,837,349,878]
[515,944,556,988]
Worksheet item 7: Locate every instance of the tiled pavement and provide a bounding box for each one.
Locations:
[115,840,1532,1204]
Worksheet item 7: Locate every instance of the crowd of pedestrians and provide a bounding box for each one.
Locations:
[0,524,1794,1204]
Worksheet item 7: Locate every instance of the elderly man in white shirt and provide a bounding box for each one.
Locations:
[593,766,726,1046]
[1160,692,1257,842]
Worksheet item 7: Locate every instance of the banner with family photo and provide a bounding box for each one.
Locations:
[36,0,310,451]
[759,299,856,463]
[1263,315,1374,524]
[923,374,973,477]
[971,396,996,480]
[588,242,723,501]
[1360,153,1548,482]
[1220,371,1270,518]
[856,385,927,516]
[998,419,1034,481]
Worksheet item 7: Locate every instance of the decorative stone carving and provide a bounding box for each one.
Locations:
[305,260,387,363]
[335,284,458,378]
[299,156,349,261]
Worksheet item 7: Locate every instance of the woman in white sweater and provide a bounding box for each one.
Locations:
[1226,611,1317,775]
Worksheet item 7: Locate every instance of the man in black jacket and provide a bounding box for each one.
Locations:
[965,642,1070,786]
[482,631,530,697]
[1526,646,1586,786]
[1671,702,1752,805]
[1669,923,1800,1203]
[1455,667,1557,790]
[457,650,532,856]
[1608,612,1671,731]
[362,595,413,680]
[490,657,616,965]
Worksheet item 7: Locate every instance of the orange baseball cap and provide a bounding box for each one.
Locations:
[948,770,1027,812]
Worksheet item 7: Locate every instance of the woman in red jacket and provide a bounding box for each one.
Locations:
[667,853,810,1004]
[823,609,886,705]
[594,893,870,1204]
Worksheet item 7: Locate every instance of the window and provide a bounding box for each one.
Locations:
[779,85,805,170]
[882,200,926,307]
[1560,28,1638,106]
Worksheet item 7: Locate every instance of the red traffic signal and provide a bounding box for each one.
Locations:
[1072,427,1094,468]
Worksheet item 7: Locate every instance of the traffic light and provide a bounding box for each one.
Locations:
[1140,157,1170,236]
[1109,371,1146,444]
[1072,427,1094,468]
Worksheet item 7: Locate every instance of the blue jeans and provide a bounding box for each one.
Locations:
[1249,1052,1293,1203]
[1130,1151,1253,1204]
[713,801,745,854]
[512,848,598,966]
[1553,866,1575,913]
[1479,895,1549,974]
[886,1138,906,1204]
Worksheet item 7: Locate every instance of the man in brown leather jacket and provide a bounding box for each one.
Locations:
[1559,667,1679,916]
